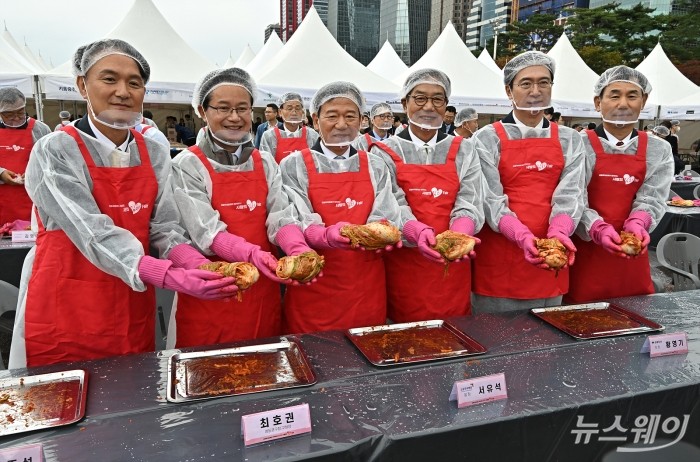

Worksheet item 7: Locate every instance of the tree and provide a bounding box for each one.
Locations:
[657,0,700,63]
[487,13,564,60]
[577,46,624,74]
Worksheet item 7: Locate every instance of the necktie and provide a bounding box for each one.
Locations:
[423,143,431,156]
[334,155,344,160]
[616,141,624,147]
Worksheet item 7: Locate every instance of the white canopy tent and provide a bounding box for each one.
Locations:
[231,44,256,69]
[477,49,502,77]
[637,43,699,120]
[663,89,700,121]
[42,0,215,104]
[394,22,511,114]
[367,40,409,82]
[0,47,34,96]
[246,32,284,78]
[546,33,608,118]
[255,7,400,110]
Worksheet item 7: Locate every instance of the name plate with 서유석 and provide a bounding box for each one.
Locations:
[0,443,44,462]
[641,332,689,357]
[449,372,507,408]
[241,403,312,446]
[11,230,36,243]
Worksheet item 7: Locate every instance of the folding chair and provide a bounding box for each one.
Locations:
[656,232,700,291]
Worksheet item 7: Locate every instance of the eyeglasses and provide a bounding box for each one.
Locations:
[407,94,447,108]
[282,105,304,113]
[0,109,26,119]
[514,80,553,91]
[375,114,393,120]
[207,105,251,117]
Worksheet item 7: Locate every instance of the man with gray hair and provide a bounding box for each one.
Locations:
[566,65,672,303]
[0,87,51,223]
[279,81,405,334]
[472,50,586,312]
[353,102,394,151]
[371,68,485,322]
[454,107,479,139]
[54,110,72,131]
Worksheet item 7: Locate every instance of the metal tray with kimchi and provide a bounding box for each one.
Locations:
[0,369,88,436]
[531,302,664,340]
[346,320,487,367]
[166,338,316,403]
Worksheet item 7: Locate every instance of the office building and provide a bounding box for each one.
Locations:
[327,0,381,65]
[380,0,432,66]
[465,0,513,51]
[518,0,589,21]
[428,0,471,48]
[264,24,281,42]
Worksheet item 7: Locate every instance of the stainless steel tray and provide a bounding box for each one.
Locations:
[0,369,88,436]
[166,338,316,403]
[346,320,487,367]
[531,302,664,340]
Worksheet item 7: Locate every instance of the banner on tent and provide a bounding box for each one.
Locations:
[43,75,196,104]
[0,76,34,97]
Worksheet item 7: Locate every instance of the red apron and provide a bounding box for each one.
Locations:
[24,125,157,367]
[383,137,471,322]
[175,146,281,347]
[283,149,386,334]
[274,126,310,164]
[473,122,568,299]
[0,118,35,223]
[567,131,653,303]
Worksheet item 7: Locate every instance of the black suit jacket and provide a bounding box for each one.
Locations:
[441,122,455,135]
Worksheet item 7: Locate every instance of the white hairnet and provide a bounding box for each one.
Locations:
[310,81,365,116]
[191,67,257,114]
[400,68,451,99]
[653,126,670,137]
[594,65,651,96]
[503,51,555,86]
[671,119,680,126]
[277,92,304,109]
[72,39,150,83]
[455,107,478,125]
[59,110,71,119]
[370,102,392,118]
[0,87,26,112]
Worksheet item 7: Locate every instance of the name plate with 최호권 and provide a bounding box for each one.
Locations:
[449,372,507,408]
[11,230,36,243]
[640,332,689,358]
[0,443,44,462]
[241,403,312,446]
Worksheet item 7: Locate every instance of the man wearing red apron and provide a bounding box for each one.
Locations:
[371,69,485,322]
[472,51,586,312]
[260,92,319,164]
[170,67,295,348]
[10,39,236,369]
[568,66,672,303]
[279,82,405,333]
[0,87,51,223]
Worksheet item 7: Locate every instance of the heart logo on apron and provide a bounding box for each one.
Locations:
[128,201,142,214]
[431,187,443,198]
[345,198,357,209]
[535,160,549,171]
[623,174,636,185]
[246,199,257,211]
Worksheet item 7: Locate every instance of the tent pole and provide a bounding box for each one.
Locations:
[33,75,44,121]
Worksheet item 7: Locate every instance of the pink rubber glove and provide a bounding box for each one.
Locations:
[138,255,238,300]
[303,222,353,250]
[623,211,651,254]
[167,243,211,270]
[211,231,287,283]
[498,215,546,269]
[403,220,443,264]
[276,224,313,256]
[275,224,322,285]
[546,214,577,267]
[450,217,480,260]
[589,220,623,256]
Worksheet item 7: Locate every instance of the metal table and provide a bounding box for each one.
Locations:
[1,292,699,461]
